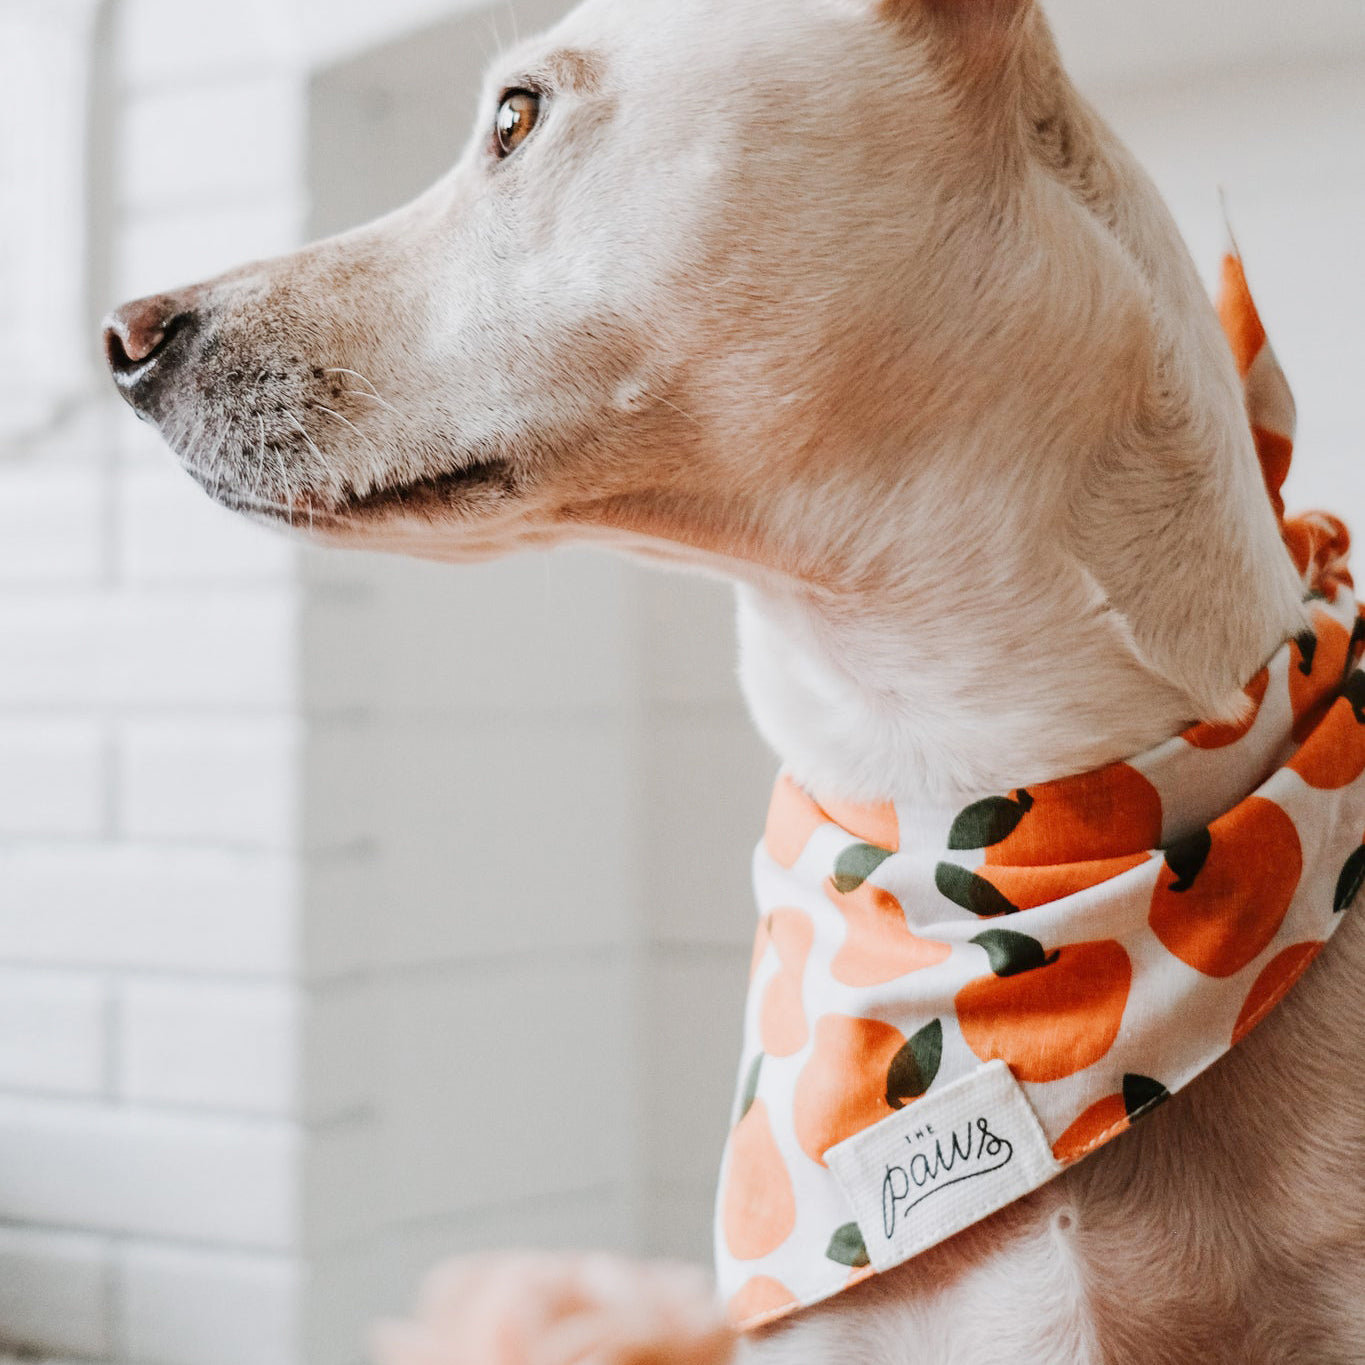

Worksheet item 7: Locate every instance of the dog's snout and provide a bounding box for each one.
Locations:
[102,294,197,412]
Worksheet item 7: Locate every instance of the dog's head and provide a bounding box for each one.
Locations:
[104,0,1302,721]
[104,0,1095,569]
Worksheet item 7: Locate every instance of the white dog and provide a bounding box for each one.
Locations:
[104,1,1365,1361]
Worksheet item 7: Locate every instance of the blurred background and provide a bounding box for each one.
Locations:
[0,1,1362,1362]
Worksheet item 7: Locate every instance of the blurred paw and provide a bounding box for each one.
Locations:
[373,1252,736,1365]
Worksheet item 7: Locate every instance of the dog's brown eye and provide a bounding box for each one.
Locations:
[495,90,541,158]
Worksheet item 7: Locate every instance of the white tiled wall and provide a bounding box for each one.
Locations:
[2,1,1363,1362]
[0,1,101,441]
[0,0,314,1358]
[0,1227,110,1359]
[0,1,755,1357]
[0,972,106,1098]
[116,1244,299,1365]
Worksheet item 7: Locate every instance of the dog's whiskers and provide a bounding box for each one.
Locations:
[246,412,268,501]
[315,403,388,468]
[323,366,402,421]
[324,367,383,397]
[284,408,328,530]
[341,389,398,415]
[188,415,234,479]
[259,413,296,528]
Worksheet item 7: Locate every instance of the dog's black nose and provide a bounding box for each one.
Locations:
[103,294,196,414]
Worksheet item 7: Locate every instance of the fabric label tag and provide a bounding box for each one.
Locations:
[825,1061,1061,1273]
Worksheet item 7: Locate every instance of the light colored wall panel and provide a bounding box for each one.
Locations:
[1100,57,1365,518]
[0,1227,111,1359]
[1047,0,1365,93]
[0,847,298,975]
[365,717,636,966]
[115,1245,299,1365]
[0,1098,298,1247]
[373,954,636,1225]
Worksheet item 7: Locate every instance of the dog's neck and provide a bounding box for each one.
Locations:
[722,36,1307,808]
[736,578,1171,809]
[733,511,1283,807]
[734,378,1303,808]
[733,366,1306,806]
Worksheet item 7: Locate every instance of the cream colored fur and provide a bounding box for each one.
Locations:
[105,0,1364,1361]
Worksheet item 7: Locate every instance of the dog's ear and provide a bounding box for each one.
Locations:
[879,0,1036,65]
[914,0,1033,23]
[882,0,1035,32]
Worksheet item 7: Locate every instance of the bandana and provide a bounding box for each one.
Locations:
[714,257,1365,1331]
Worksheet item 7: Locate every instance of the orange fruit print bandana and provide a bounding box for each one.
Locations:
[715,258,1365,1331]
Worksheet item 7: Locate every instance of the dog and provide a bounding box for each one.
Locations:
[103,1,1365,1361]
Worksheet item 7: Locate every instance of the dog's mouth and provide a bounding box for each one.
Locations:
[338,457,517,518]
[193,457,516,527]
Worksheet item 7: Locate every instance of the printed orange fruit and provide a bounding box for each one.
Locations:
[936,854,1150,918]
[1253,427,1293,522]
[955,931,1132,1083]
[1232,942,1325,1046]
[764,775,829,869]
[793,1014,906,1164]
[1052,1095,1128,1163]
[760,909,814,1057]
[765,778,898,868]
[1218,253,1266,376]
[722,1100,797,1262]
[1304,508,1352,566]
[1185,668,1270,750]
[1284,514,1352,594]
[820,796,899,853]
[1289,613,1352,744]
[1149,797,1302,978]
[1289,672,1365,790]
[1051,1074,1171,1163]
[728,1275,797,1325]
[827,876,951,987]
[948,764,1162,866]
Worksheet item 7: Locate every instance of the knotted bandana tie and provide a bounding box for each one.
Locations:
[715,257,1365,1330]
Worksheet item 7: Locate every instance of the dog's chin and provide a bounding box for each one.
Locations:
[340,458,517,519]
[187,457,518,537]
